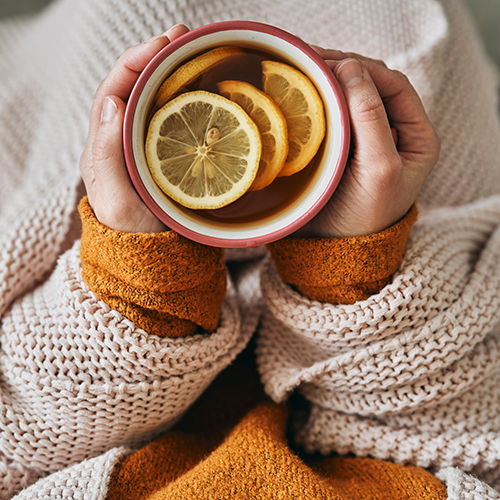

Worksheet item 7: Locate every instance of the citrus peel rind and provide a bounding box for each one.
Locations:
[217,79,289,191]
[262,60,326,177]
[154,46,247,108]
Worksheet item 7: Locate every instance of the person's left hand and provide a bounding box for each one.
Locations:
[79,24,190,233]
[294,47,440,239]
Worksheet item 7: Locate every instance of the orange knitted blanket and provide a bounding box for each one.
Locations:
[78,200,445,499]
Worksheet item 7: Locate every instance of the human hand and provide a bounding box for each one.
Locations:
[295,48,440,238]
[79,24,190,233]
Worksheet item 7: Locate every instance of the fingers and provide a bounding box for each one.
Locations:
[79,24,190,232]
[360,64,440,167]
[310,45,387,69]
[95,24,190,103]
[82,95,133,216]
[332,58,400,170]
[89,97,130,202]
[166,23,191,41]
[313,45,439,166]
[88,38,169,136]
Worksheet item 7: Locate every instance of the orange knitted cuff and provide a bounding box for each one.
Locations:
[79,197,227,338]
[267,204,418,304]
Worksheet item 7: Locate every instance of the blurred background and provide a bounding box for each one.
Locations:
[0,0,499,70]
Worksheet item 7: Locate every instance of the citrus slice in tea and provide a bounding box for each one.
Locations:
[145,90,262,210]
[154,46,246,108]
[217,80,289,191]
[261,60,326,177]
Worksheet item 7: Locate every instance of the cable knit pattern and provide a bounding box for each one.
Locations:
[0,0,499,497]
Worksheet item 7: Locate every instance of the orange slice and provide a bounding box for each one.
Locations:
[217,80,289,191]
[262,60,326,177]
[154,46,246,107]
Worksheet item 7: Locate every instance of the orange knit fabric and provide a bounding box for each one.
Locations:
[99,202,446,499]
[79,197,227,338]
[267,203,418,303]
[105,344,447,500]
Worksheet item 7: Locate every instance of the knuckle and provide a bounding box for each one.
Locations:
[392,69,411,86]
[91,136,113,164]
[94,46,134,99]
[419,124,441,166]
[353,93,386,123]
[347,53,387,68]
[374,157,402,190]
[94,79,107,100]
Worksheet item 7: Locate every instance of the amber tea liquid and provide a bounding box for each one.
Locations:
[148,46,325,226]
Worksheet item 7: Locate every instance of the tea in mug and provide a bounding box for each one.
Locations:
[144,45,327,224]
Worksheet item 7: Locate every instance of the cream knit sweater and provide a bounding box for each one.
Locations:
[0,0,499,498]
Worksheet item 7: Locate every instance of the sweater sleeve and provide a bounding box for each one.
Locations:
[0,199,253,497]
[79,197,227,338]
[266,203,418,304]
[257,194,500,485]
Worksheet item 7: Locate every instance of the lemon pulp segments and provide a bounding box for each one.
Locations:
[217,80,289,191]
[262,60,326,177]
[145,90,261,210]
[154,46,246,108]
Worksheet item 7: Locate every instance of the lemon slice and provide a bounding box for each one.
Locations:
[262,60,326,177]
[154,46,246,108]
[145,90,262,210]
[217,80,289,191]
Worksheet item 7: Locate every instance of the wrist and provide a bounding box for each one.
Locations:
[90,194,168,233]
[295,202,416,239]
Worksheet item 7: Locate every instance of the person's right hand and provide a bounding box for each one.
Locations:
[79,24,190,234]
[295,48,440,239]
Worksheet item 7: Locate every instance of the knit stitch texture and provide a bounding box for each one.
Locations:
[79,197,227,337]
[267,204,418,303]
[0,0,499,497]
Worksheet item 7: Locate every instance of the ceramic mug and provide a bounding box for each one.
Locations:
[123,20,350,248]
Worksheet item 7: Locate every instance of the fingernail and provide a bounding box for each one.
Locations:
[325,59,342,70]
[336,59,365,88]
[101,97,117,123]
[144,24,189,44]
[144,32,169,43]
[167,23,189,35]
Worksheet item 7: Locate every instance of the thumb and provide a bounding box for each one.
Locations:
[88,96,159,232]
[90,96,131,198]
[334,58,398,166]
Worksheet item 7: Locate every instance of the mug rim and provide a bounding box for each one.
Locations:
[123,20,350,247]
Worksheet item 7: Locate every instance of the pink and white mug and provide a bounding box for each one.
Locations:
[123,21,350,248]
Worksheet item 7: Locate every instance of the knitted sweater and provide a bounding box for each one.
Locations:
[0,0,500,498]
